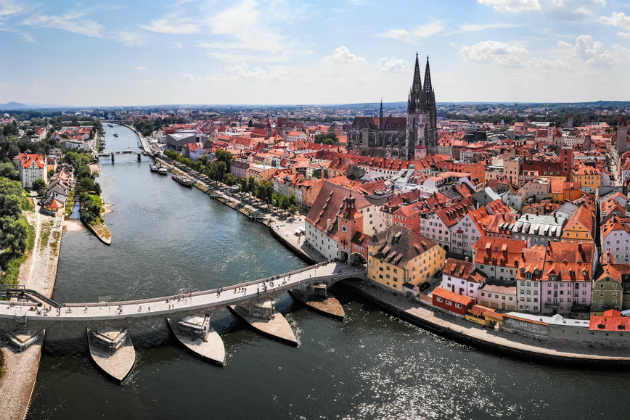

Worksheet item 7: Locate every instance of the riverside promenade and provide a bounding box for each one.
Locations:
[345,280,630,366]
[0,207,64,420]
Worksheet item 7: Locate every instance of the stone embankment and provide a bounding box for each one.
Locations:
[343,280,630,367]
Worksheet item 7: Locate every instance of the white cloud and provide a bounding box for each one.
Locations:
[460,40,530,67]
[20,32,34,42]
[140,19,199,34]
[377,20,443,43]
[203,0,285,61]
[458,23,523,31]
[183,62,267,82]
[479,0,606,21]
[375,57,411,72]
[135,66,146,71]
[171,42,183,49]
[478,0,540,12]
[322,46,366,64]
[599,12,630,39]
[116,31,145,46]
[414,20,444,38]
[0,0,22,17]
[377,29,411,41]
[22,10,104,38]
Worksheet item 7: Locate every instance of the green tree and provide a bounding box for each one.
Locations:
[255,180,274,203]
[248,119,254,127]
[215,149,234,172]
[223,173,237,186]
[314,133,339,145]
[32,179,47,196]
[0,163,17,179]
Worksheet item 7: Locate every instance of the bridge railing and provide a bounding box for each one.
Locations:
[60,261,344,308]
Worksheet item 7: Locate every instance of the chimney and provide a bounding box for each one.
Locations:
[327,219,331,230]
[521,250,525,258]
[465,256,469,262]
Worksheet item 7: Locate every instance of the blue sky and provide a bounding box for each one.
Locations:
[1,0,630,106]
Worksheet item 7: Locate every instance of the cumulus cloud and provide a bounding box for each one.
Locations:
[460,40,530,67]
[322,46,366,64]
[183,62,267,82]
[135,66,146,70]
[599,12,630,39]
[460,40,575,72]
[140,19,199,34]
[375,57,411,72]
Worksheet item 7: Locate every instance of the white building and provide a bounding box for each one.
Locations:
[14,153,46,189]
[441,258,485,300]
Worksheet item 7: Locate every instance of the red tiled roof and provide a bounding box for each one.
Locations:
[433,287,475,306]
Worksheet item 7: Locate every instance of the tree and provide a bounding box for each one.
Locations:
[32,179,47,197]
[0,163,17,180]
[248,119,254,127]
[255,180,274,203]
[223,173,237,186]
[314,133,339,145]
[215,149,233,172]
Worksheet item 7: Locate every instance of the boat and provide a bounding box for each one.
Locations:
[150,164,159,172]
[167,316,225,365]
[87,328,136,382]
[113,133,119,137]
[108,123,114,127]
[157,167,168,175]
[98,150,111,157]
[172,174,193,187]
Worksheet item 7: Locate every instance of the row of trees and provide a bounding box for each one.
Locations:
[164,149,237,185]
[133,116,188,137]
[445,112,629,128]
[314,133,340,145]
[62,151,103,224]
[0,177,30,259]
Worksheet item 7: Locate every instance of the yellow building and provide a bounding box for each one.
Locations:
[570,165,601,193]
[368,225,446,292]
[246,164,277,183]
[561,205,595,244]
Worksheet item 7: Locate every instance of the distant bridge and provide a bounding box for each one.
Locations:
[0,262,365,331]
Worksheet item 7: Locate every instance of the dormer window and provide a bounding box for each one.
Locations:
[569,270,574,276]
[526,272,532,279]
[582,270,588,276]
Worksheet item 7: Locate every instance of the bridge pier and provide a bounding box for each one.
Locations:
[2,314,41,352]
[228,299,298,346]
[167,314,225,365]
[288,283,345,321]
[87,327,136,382]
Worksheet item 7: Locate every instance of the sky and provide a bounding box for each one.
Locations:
[1,0,630,106]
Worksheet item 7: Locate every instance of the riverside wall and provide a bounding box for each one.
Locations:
[342,280,630,368]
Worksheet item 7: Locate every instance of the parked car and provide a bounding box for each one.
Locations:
[420,282,431,291]
[433,270,442,279]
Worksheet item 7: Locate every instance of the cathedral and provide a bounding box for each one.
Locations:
[347,54,438,159]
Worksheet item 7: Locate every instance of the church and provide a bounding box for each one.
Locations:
[347,54,438,159]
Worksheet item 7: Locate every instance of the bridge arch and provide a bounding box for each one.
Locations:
[350,252,366,266]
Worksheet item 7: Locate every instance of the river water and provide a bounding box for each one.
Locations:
[26,125,629,419]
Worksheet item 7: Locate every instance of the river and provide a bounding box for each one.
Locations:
[26,125,630,419]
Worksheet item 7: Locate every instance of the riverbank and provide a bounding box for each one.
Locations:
[343,279,630,367]
[0,208,64,420]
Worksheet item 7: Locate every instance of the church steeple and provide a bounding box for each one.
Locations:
[412,53,422,94]
[423,56,433,94]
[379,96,383,130]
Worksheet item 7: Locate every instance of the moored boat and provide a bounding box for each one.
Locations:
[172,174,193,187]
[150,164,159,172]
[157,167,168,175]
[87,328,136,382]
[113,133,119,137]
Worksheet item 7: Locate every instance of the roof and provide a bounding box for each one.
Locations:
[443,258,486,284]
[479,284,516,295]
[432,287,475,306]
[370,225,438,277]
[542,242,595,281]
[589,312,630,331]
[14,153,45,169]
[472,237,528,267]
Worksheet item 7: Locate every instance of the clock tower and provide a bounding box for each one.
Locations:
[337,193,364,256]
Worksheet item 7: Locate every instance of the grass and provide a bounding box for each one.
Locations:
[65,191,75,215]
[1,217,36,285]
[26,220,36,252]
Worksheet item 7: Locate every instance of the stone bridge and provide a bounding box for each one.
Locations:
[0,262,366,332]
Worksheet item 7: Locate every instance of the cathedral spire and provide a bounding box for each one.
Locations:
[423,56,433,94]
[412,53,422,94]
[379,96,383,130]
